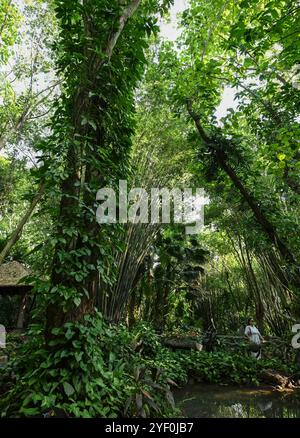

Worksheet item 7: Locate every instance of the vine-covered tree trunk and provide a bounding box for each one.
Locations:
[45,0,145,340]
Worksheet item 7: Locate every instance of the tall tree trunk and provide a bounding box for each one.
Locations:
[187,101,300,293]
[45,0,142,339]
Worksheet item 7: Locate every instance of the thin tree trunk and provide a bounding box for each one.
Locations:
[244,244,265,333]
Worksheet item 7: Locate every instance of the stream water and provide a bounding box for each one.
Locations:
[175,383,300,418]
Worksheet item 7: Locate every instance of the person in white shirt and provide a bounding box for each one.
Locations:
[245,318,264,359]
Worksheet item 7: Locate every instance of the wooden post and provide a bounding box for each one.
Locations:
[0,285,33,329]
[16,292,28,329]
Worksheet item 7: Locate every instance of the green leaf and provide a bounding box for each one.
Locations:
[277,153,286,161]
[88,120,97,131]
[73,296,81,307]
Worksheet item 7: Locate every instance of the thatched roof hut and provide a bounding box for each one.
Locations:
[0,262,33,329]
[0,261,30,286]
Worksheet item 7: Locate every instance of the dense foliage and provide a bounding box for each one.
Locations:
[1,319,296,417]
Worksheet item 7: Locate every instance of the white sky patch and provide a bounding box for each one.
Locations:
[214,86,239,123]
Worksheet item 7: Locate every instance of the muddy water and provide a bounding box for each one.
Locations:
[175,383,300,418]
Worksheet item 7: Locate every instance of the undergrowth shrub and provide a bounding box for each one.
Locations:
[0,316,178,418]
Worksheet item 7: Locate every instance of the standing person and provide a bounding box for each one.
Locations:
[245,318,264,359]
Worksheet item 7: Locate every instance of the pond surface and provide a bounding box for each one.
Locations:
[175,383,300,418]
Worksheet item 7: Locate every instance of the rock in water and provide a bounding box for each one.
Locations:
[260,369,289,387]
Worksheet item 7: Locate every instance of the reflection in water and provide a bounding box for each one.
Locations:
[174,384,300,418]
